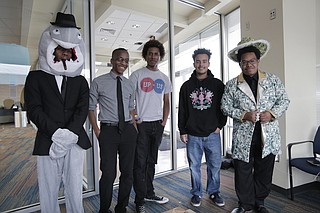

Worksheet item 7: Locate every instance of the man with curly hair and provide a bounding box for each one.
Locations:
[178,48,227,208]
[130,39,172,213]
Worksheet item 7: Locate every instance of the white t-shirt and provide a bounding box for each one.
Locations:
[129,67,172,121]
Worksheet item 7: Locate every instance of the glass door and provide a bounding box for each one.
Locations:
[223,8,241,153]
[0,0,95,212]
[93,0,172,179]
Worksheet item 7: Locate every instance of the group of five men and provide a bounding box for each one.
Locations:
[25,12,289,213]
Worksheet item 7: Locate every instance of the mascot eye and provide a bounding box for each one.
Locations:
[52,29,61,35]
[77,33,82,40]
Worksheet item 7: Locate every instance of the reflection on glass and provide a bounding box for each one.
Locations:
[0,0,94,212]
[0,40,37,213]
[94,0,172,180]
[174,24,221,169]
[224,8,241,153]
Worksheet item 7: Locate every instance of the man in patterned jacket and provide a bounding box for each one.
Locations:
[221,37,290,213]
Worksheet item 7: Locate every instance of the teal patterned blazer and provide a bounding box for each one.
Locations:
[221,70,290,162]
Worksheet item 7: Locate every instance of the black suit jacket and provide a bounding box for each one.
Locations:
[24,70,91,155]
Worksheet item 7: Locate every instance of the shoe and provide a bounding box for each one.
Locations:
[210,193,225,207]
[136,205,146,213]
[190,195,201,207]
[145,195,169,204]
[231,207,246,213]
[257,206,269,213]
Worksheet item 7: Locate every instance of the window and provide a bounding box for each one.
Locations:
[173,22,221,169]
[0,1,95,211]
[223,8,241,153]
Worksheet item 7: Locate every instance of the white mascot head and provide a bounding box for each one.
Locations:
[38,12,85,77]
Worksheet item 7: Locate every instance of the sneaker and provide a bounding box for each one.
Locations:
[210,193,225,207]
[190,195,201,207]
[144,195,169,204]
[231,207,247,213]
[135,205,146,213]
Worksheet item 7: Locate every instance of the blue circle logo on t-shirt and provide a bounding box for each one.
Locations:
[154,79,165,94]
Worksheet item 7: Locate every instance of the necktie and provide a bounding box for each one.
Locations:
[61,75,67,101]
[117,76,125,133]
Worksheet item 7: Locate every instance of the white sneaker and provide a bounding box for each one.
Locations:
[144,195,169,204]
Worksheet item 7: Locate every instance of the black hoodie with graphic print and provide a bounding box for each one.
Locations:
[178,69,227,137]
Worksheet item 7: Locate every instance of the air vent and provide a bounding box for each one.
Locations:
[99,28,116,35]
[156,23,168,33]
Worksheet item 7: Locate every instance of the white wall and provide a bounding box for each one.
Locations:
[240,0,317,189]
[282,0,317,188]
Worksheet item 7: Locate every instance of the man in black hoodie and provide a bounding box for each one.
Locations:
[178,48,227,208]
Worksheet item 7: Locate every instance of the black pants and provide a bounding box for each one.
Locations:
[98,123,137,213]
[233,124,276,210]
[133,120,164,205]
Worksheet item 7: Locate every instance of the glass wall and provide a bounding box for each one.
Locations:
[223,8,241,152]
[170,8,240,164]
[0,1,240,212]
[93,0,172,179]
[0,0,95,212]
[173,23,221,169]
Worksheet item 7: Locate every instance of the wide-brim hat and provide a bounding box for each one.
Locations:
[50,12,80,29]
[227,37,270,62]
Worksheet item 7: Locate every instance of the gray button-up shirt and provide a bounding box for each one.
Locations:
[89,71,135,123]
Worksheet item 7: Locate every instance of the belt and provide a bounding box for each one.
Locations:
[101,121,131,127]
[142,120,162,123]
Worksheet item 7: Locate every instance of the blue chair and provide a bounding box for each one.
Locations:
[288,126,320,200]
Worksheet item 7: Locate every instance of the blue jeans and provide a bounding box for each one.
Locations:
[187,132,222,197]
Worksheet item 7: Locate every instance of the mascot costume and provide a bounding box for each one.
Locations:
[24,12,91,212]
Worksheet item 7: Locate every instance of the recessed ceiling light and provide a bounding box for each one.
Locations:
[122,40,128,43]
[106,21,115,25]
[131,24,140,28]
[101,37,108,41]
[100,28,116,35]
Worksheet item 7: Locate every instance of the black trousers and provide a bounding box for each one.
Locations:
[98,123,137,213]
[133,120,164,205]
[233,124,276,211]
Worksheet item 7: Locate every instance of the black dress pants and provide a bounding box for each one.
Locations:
[133,120,164,205]
[233,123,276,211]
[98,123,137,213]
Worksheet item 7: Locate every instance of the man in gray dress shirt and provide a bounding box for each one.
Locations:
[88,48,138,213]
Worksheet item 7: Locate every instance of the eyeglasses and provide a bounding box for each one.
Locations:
[114,57,129,64]
[239,59,258,66]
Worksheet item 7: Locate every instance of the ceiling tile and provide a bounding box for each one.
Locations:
[118,29,144,39]
[109,9,130,19]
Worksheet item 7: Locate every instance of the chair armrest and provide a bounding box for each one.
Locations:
[288,140,313,161]
[288,140,313,149]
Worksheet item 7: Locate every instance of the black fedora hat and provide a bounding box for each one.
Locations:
[50,12,81,29]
